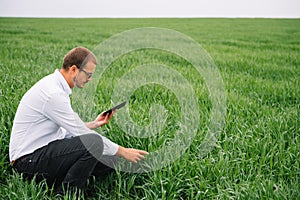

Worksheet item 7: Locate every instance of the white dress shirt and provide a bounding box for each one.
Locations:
[9,69,119,161]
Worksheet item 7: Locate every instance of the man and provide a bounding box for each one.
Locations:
[9,47,148,194]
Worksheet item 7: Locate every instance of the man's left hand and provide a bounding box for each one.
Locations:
[95,110,115,127]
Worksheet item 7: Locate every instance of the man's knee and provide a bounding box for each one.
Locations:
[79,134,104,159]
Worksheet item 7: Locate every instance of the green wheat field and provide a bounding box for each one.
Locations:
[0,18,299,199]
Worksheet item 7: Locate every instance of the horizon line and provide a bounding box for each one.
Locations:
[1,15,300,19]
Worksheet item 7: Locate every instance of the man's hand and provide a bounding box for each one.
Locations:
[86,110,115,129]
[116,146,149,163]
[95,110,115,126]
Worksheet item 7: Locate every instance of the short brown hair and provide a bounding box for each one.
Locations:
[62,47,97,69]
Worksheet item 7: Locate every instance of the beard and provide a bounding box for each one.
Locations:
[74,75,84,88]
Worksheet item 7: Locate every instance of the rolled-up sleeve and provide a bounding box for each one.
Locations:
[43,92,119,155]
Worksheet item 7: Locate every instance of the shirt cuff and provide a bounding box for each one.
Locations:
[100,136,119,156]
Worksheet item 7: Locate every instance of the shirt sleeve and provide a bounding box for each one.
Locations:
[43,92,119,156]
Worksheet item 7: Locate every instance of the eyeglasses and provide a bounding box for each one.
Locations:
[80,68,93,79]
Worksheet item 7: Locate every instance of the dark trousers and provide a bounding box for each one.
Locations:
[13,134,116,193]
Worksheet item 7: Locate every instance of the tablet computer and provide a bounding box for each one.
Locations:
[103,101,126,116]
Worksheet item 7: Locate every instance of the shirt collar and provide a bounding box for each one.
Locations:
[54,69,72,95]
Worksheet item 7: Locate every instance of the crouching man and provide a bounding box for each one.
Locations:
[9,47,148,194]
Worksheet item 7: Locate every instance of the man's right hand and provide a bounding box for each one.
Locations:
[116,146,149,163]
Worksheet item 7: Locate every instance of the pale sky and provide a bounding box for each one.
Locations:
[0,0,299,18]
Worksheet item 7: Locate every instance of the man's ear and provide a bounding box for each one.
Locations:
[70,65,77,71]
[69,65,78,75]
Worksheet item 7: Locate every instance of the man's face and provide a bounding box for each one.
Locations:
[75,61,96,88]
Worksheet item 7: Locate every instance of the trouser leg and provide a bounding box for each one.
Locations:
[92,155,116,178]
[13,134,114,192]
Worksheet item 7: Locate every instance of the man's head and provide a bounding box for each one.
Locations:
[61,47,97,88]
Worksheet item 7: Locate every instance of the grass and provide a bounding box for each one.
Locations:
[0,18,299,199]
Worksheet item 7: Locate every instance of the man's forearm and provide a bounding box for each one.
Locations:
[85,121,99,130]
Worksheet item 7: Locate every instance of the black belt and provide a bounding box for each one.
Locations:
[10,154,31,167]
